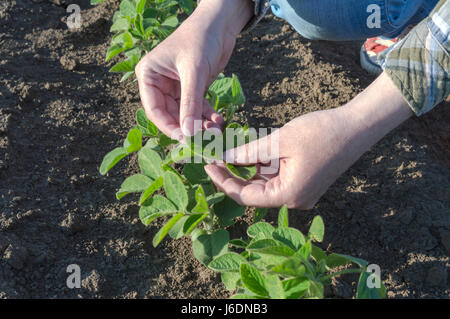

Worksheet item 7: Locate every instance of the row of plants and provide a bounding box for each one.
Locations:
[94,0,386,299]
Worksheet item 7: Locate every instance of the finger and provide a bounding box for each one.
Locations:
[205,164,285,207]
[179,64,207,137]
[138,81,182,139]
[202,98,224,125]
[224,130,281,166]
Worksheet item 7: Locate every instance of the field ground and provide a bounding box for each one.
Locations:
[0,0,448,298]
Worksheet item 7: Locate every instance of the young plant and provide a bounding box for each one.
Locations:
[91,0,196,82]
[208,206,387,299]
[100,74,252,261]
[97,0,386,300]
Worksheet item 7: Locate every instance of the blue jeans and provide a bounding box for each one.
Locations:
[270,0,439,40]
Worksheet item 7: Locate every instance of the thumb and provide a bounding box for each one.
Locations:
[179,63,207,137]
[224,130,281,165]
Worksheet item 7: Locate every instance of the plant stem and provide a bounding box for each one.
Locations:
[320,268,363,282]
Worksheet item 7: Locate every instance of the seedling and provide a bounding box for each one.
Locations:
[92,0,196,82]
[209,206,387,299]
[97,0,386,299]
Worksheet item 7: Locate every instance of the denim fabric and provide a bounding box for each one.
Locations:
[269,0,439,40]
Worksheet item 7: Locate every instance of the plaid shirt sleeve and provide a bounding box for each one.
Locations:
[381,0,450,116]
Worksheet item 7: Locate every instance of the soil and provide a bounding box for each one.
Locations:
[0,0,448,299]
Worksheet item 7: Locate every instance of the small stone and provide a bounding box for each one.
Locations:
[425,265,448,288]
[60,55,77,71]
[3,244,28,270]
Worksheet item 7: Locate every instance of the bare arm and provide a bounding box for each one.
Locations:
[206,72,413,208]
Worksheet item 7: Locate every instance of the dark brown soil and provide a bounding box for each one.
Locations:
[0,0,448,299]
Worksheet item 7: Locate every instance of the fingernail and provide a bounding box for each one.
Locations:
[182,116,195,136]
[212,113,224,124]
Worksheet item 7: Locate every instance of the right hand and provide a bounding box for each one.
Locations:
[135,4,240,140]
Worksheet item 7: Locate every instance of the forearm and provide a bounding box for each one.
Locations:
[190,0,253,38]
[340,72,413,159]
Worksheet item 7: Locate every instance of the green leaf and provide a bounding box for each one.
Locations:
[139,195,178,226]
[206,192,225,206]
[182,213,208,234]
[116,174,153,200]
[298,241,312,260]
[271,257,305,277]
[110,18,130,32]
[247,222,275,239]
[120,71,135,82]
[161,15,178,28]
[308,216,324,242]
[247,239,296,257]
[240,264,268,297]
[277,205,289,228]
[208,76,234,109]
[221,272,241,291]
[264,275,285,299]
[110,60,134,73]
[311,245,327,263]
[326,253,368,269]
[105,44,127,62]
[136,0,147,14]
[134,14,144,35]
[356,271,386,299]
[272,227,306,251]
[99,147,127,175]
[183,163,210,185]
[159,133,179,148]
[179,0,195,14]
[138,147,163,179]
[213,196,245,227]
[165,144,192,165]
[254,208,268,223]
[282,277,309,299]
[307,281,324,299]
[230,294,267,299]
[229,239,248,248]
[192,229,229,266]
[136,108,158,137]
[209,253,247,272]
[164,171,188,211]
[120,0,136,18]
[231,74,245,106]
[139,176,164,205]
[123,127,142,154]
[153,212,184,247]
[225,163,257,181]
[168,215,189,240]
[90,0,104,4]
[192,185,209,213]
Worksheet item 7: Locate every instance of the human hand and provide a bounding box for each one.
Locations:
[135,0,252,139]
[205,73,413,209]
